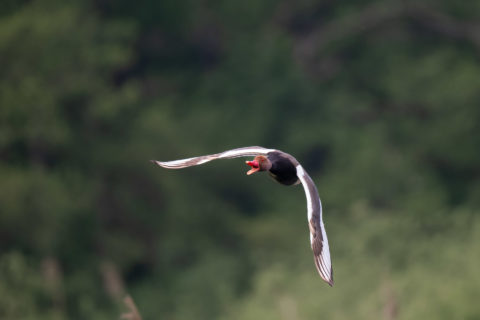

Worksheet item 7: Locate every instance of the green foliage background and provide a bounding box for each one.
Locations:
[1,0,479,319]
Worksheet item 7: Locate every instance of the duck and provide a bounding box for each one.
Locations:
[152,146,333,286]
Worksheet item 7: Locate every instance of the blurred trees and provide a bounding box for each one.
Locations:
[0,0,479,319]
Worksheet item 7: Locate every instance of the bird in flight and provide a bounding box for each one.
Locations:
[152,146,333,286]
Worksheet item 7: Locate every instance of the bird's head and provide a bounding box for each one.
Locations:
[245,156,272,175]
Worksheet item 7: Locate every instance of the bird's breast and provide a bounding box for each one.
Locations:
[267,152,299,186]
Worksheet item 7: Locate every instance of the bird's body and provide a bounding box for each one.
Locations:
[266,151,300,186]
[152,146,333,286]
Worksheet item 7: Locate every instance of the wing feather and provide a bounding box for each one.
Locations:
[152,146,275,169]
[296,164,333,286]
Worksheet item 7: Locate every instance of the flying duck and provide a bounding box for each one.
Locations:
[152,146,333,286]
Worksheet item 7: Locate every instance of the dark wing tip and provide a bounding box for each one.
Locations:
[320,269,334,287]
[326,276,334,287]
[314,255,334,287]
[326,267,334,287]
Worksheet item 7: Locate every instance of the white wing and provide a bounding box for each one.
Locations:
[296,164,333,286]
[152,146,275,169]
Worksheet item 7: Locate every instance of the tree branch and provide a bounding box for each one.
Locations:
[121,295,143,320]
[292,1,480,77]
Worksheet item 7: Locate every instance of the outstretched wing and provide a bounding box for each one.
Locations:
[152,146,275,169]
[296,164,334,286]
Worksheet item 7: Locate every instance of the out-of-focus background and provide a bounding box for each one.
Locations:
[1,0,480,319]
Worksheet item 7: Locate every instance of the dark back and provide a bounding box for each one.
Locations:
[267,152,299,185]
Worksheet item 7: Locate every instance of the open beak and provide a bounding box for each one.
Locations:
[245,160,260,175]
